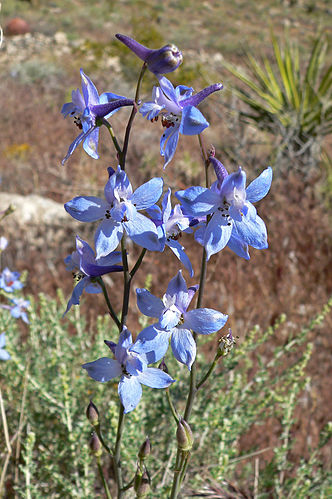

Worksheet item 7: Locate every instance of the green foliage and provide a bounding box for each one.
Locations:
[1,294,331,497]
[224,31,332,170]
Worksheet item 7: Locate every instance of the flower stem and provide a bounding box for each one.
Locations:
[113,404,125,498]
[97,277,121,332]
[94,423,113,455]
[166,388,179,424]
[196,350,222,390]
[103,119,122,157]
[130,248,147,279]
[120,237,130,329]
[120,63,147,170]
[170,137,211,498]
[97,458,113,499]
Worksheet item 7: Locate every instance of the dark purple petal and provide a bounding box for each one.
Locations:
[90,99,134,118]
[181,83,223,108]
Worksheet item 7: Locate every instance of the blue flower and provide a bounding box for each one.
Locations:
[135,271,228,370]
[0,332,10,361]
[0,267,24,292]
[64,236,123,314]
[176,161,273,261]
[146,188,194,276]
[140,77,223,168]
[61,69,134,164]
[65,166,163,258]
[116,34,183,75]
[82,327,175,413]
[9,298,30,323]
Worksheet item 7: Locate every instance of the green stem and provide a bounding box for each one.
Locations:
[178,452,191,488]
[130,248,147,279]
[94,423,113,455]
[97,458,113,499]
[103,119,122,157]
[170,136,211,498]
[166,388,179,424]
[113,405,125,498]
[97,277,121,331]
[196,350,222,390]
[120,237,130,329]
[120,63,147,170]
[122,476,135,491]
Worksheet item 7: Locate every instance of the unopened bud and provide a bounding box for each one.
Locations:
[134,470,150,497]
[138,437,151,460]
[145,44,183,75]
[89,432,102,457]
[86,400,99,426]
[158,359,169,373]
[115,34,182,75]
[176,418,193,452]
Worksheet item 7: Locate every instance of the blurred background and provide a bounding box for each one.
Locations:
[0,0,331,497]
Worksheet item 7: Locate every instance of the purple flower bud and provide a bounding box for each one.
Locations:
[176,418,193,452]
[86,400,99,426]
[209,155,228,186]
[138,437,151,460]
[89,432,102,457]
[115,34,182,75]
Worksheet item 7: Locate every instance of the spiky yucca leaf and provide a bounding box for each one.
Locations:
[223,31,332,166]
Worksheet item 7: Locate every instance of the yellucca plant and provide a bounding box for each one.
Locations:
[224,31,332,169]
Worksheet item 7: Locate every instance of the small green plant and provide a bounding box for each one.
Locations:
[224,31,332,171]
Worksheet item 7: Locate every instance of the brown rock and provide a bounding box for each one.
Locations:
[4,18,30,36]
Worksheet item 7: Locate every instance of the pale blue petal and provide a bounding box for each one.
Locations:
[179,105,209,135]
[80,69,99,106]
[137,368,175,388]
[204,211,233,260]
[136,288,164,318]
[95,219,123,258]
[64,277,89,315]
[134,325,171,364]
[165,270,187,303]
[130,177,163,209]
[83,127,100,159]
[232,206,268,249]
[119,376,142,413]
[65,196,107,222]
[82,357,122,382]
[246,167,273,203]
[160,127,179,168]
[175,187,219,217]
[115,328,133,364]
[171,328,196,370]
[140,102,164,120]
[162,188,172,223]
[227,234,250,259]
[159,306,182,330]
[183,309,228,335]
[124,212,161,251]
[0,349,10,361]
[166,239,194,277]
[0,333,5,348]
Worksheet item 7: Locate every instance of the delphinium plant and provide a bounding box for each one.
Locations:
[61,34,272,498]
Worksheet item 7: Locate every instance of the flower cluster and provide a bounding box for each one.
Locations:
[60,34,272,418]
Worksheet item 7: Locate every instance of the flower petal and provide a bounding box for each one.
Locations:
[130,177,163,210]
[171,328,196,370]
[183,308,228,335]
[203,211,233,260]
[179,105,209,135]
[137,368,175,388]
[65,196,107,222]
[134,325,171,364]
[166,239,194,277]
[95,219,124,259]
[82,357,122,382]
[175,186,219,217]
[246,167,273,203]
[118,376,142,413]
[124,212,161,251]
[136,288,164,318]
